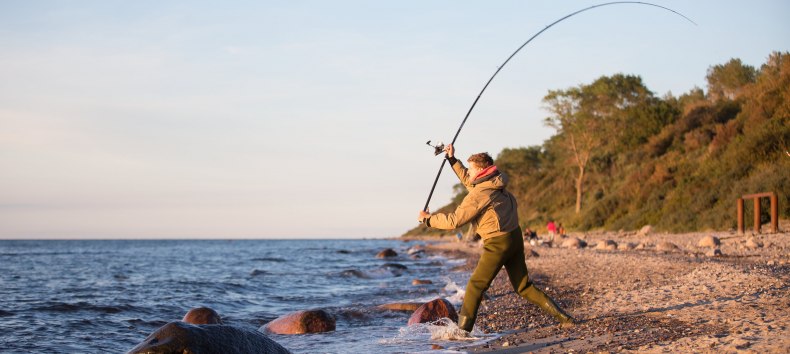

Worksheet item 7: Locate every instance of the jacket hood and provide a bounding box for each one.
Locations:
[471,170,508,190]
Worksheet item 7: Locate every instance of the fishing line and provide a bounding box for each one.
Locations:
[422,1,695,213]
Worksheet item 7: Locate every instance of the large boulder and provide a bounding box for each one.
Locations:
[262,309,336,335]
[182,307,223,325]
[126,321,291,354]
[407,298,458,326]
[697,235,721,248]
[376,248,398,258]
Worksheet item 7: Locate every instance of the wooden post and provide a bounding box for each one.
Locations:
[770,192,779,233]
[737,198,744,234]
[754,197,761,234]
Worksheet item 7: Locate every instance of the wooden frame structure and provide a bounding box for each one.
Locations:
[737,192,779,234]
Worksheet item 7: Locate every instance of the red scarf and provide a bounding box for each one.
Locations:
[474,165,498,181]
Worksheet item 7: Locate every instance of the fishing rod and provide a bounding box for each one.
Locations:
[421,1,695,214]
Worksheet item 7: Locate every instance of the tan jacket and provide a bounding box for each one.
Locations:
[426,158,520,240]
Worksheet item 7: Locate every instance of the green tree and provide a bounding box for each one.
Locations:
[706,58,757,101]
[543,74,655,213]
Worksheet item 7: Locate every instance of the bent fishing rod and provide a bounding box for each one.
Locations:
[421,1,695,214]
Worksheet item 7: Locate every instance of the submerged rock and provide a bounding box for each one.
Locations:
[126,321,291,354]
[412,279,433,285]
[407,298,458,326]
[182,307,223,325]
[262,309,336,335]
[377,302,424,312]
[376,248,398,258]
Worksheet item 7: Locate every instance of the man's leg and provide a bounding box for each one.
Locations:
[458,236,510,332]
[502,230,576,325]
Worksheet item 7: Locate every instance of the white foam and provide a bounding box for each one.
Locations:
[442,277,465,305]
[379,318,481,344]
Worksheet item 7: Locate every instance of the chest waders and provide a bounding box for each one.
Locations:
[457,228,575,331]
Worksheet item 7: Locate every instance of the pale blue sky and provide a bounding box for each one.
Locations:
[1,1,787,238]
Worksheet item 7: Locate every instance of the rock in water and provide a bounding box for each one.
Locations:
[376,248,398,258]
[378,302,424,312]
[698,235,721,248]
[126,321,291,354]
[407,298,458,326]
[183,307,223,325]
[262,309,336,335]
[412,279,433,285]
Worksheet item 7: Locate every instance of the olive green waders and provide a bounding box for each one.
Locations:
[457,227,575,332]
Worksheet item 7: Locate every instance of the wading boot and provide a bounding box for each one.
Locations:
[524,284,577,326]
[457,315,474,332]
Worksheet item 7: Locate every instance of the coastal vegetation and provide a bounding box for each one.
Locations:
[406,51,789,236]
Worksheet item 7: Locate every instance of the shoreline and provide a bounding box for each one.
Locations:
[417,226,790,353]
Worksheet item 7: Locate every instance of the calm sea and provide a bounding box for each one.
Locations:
[0,239,482,353]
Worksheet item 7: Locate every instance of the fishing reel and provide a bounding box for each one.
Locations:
[426,140,445,156]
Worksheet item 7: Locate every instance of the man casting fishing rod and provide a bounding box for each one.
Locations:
[418,143,575,333]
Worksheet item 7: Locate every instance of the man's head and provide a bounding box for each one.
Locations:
[467,152,494,176]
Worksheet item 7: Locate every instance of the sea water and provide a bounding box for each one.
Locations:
[0,239,492,353]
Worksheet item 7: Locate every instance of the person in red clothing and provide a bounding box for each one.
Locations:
[546,220,557,242]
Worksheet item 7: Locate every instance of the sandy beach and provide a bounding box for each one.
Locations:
[417,223,790,353]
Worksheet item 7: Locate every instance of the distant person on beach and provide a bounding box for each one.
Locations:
[546,220,557,241]
[523,227,537,241]
[418,144,575,332]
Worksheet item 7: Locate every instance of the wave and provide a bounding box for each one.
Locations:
[32,302,138,314]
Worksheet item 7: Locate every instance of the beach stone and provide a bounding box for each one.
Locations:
[561,237,587,249]
[262,309,335,335]
[126,321,291,354]
[376,248,398,258]
[638,225,653,237]
[407,298,458,326]
[698,236,721,248]
[656,241,679,252]
[182,307,223,325]
[595,240,618,251]
[412,279,433,285]
[378,302,424,312]
[744,238,763,249]
[706,248,723,257]
[618,242,637,251]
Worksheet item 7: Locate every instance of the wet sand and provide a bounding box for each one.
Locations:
[420,225,790,353]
